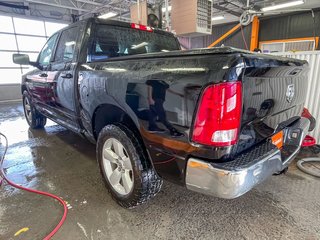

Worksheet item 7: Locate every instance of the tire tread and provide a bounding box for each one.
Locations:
[22,91,46,129]
[97,124,162,208]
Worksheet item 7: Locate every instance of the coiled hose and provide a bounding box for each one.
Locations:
[297,157,320,178]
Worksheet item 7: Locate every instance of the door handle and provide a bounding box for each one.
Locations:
[39,73,47,77]
[61,73,73,79]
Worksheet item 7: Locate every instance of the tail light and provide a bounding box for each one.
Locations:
[192,82,242,147]
[130,23,153,32]
[302,135,316,147]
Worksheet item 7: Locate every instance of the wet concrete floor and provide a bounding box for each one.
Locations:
[0,102,319,240]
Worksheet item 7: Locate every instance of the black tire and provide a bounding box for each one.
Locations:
[22,91,47,129]
[97,124,162,208]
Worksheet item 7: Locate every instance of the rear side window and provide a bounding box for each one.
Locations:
[88,25,180,62]
[54,27,79,62]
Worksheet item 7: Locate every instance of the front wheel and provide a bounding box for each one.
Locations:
[23,91,47,129]
[97,124,162,208]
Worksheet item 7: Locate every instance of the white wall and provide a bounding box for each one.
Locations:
[0,84,21,102]
[273,51,320,143]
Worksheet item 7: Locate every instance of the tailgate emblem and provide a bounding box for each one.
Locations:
[286,84,295,103]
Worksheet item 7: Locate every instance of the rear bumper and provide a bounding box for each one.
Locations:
[185,117,310,199]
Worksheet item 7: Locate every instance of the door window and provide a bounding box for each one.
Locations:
[54,27,79,62]
[38,33,58,67]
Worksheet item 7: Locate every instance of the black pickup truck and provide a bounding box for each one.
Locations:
[13,18,311,208]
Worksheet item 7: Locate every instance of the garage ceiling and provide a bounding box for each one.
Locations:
[24,0,133,14]
[0,0,139,22]
[1,0,320,24]
[212,0,320,25]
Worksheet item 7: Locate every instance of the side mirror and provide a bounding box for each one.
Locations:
[12,53,30,65]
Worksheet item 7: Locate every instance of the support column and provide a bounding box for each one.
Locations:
[250,16,260,51]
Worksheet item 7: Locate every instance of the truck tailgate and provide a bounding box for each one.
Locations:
[237,55,309,154]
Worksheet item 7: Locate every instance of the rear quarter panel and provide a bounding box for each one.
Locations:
[79,53,244,184]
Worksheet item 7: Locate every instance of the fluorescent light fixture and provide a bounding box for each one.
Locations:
[261,0,304,12]
[98,12,117,19]
[161,6,172,12]
[212,15,225,21]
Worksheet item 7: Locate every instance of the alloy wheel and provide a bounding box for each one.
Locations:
[102,138,134,195]
[24,97,32,122]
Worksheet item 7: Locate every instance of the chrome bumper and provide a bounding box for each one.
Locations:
[186,117,310,199]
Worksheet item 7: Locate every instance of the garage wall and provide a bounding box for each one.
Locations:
[181,9,320,51]
[180,22,252,49]
[259,9,320,49]
[273,51,320,143]
[0,84,21,102]
[202,23,251,49]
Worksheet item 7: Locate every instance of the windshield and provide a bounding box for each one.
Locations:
[88,24,180,62]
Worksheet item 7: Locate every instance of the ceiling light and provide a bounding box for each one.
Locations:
[161,6,172,12]
[261,0,304,12]
[212,15,225,21]
[98,12,117,19]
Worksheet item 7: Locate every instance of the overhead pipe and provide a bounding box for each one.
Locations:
[207,24,241,48]
[250,16,260,51]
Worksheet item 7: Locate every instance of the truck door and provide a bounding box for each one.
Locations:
[46,26,82,131]
[26,33,59,108]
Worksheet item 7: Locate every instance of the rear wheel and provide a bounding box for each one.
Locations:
[23,91,47,129]
[97,124,162,208]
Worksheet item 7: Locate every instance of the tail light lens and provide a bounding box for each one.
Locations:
[192,82,242,147]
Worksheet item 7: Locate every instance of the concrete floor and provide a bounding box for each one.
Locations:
[0,102,319,240]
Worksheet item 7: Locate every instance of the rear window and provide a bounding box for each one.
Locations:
[87,25,180,62]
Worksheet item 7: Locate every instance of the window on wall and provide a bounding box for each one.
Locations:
[0,15,68,84]
[260,38,319,53]
[14,17,46,36]
[0,15,14,33]
[45,22,67,36]
[16,35,47,52]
